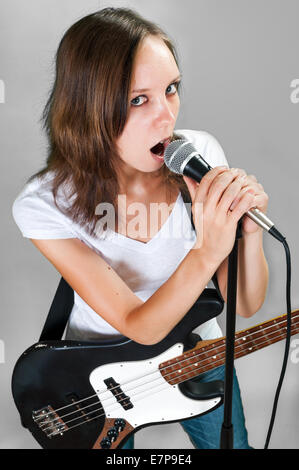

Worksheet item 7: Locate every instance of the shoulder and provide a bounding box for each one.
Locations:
[174,129,229,168]
[13,171,56,216]
[12,171,76,239]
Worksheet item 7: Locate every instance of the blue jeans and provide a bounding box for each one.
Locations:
[121,365,251,449]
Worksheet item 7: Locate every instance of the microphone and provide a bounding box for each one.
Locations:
[164,139,285,243]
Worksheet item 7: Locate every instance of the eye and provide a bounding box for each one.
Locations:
[130,80,181,107]
[131,95,147,107]
[166,81,180,95]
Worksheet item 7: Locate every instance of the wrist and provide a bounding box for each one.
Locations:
[240,227,265,260]
[242,226,264,241]
[190,242,221,273]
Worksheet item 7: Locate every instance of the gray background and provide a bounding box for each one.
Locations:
[1,0,298,449]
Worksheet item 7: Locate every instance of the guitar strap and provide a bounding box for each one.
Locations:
[39,276,74,341]
[39,190,223,341]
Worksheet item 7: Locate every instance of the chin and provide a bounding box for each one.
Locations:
[119,151,165,175]
[135,153,164,172]
[139,163,164,173]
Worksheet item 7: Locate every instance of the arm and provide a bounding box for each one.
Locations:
[216,228,269,318]
[30,168,257,345]
[216,169,269,317]
[30,237,219,346]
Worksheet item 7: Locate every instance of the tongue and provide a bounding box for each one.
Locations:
[150,142,164,156]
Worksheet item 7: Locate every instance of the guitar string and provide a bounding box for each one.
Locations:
[37,318,296,432]
[39,324,299,435]
[46,326,299,438]
[39,373,166,424]
[36,312,298,422]
[37,316,299,431]
[45,326,299,429]
[47,326,299,436]
[42,319,296,426]
[38,315,299,422]
[36,314,299,427]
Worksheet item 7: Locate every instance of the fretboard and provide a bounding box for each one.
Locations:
[159,310,299,386]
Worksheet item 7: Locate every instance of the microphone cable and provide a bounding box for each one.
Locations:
[264,236,292,449]
[164,138,293,448]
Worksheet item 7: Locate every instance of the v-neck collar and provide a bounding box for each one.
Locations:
[106,192,182,252]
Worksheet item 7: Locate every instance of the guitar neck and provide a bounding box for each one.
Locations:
[160,310,299,386]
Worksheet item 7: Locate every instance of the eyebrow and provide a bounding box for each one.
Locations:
[131,75,182,93]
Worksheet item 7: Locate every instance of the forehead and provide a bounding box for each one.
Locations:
[131,35,179,87]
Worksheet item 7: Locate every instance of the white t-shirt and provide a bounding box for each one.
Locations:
[12,129,229,342]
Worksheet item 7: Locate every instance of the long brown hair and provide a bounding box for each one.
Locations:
[28,7,189,238]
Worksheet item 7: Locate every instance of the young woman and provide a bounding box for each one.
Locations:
[12,8,269,449]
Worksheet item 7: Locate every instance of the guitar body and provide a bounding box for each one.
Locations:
[11,289,224,449]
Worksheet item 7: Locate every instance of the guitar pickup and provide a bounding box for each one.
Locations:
[32,405,68,438]
[104,377,133,410]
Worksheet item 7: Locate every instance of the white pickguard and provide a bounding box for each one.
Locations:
[89,343,221,428]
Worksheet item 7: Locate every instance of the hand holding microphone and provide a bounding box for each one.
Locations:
[225,168,269,235]
[184,166,269,234]
[164,139,285,249]
[182,166,259,264]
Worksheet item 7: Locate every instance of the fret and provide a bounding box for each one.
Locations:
[162,327,299,386]
[161,327,299,386]
[159,310,299,386]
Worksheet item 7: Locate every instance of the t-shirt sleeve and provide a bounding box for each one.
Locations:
[12,181,77,240]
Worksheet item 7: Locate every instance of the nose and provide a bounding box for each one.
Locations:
[153,96,177,128]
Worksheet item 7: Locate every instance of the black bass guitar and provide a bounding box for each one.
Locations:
[11,293,299,449]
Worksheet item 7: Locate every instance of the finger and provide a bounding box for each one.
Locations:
[186,166,229,203]
[217,174,248,212]
[206,170,244,208]
[229,176,267,210]
[248,192,269,211]
[230,170,259,189]
[182,175,199,200]
[228,189,255,222]
[247,174,258,183]
[230,168,246,178]
[229,185,256,211]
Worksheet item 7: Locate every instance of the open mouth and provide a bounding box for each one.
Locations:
[150,137,172,157]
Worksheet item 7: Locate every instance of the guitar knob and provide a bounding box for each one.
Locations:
[114,418,126,432]
[100,437,111,449]
[107,427,119,441]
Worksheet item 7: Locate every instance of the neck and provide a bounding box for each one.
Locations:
[159,310,299,386]
[116,163,163,198]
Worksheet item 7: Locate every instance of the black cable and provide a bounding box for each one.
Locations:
[264,237,292,449]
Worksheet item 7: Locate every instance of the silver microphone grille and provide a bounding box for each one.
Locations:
[164,139,197,174]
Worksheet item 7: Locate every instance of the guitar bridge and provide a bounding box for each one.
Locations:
[32,405,68,438]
